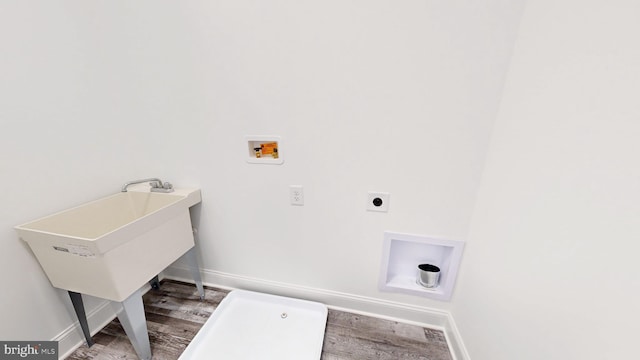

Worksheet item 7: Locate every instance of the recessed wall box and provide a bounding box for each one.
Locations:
[379,231,465,301]
[246,136,283,165]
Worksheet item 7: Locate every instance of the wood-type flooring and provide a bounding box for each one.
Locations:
[67,280,453,360]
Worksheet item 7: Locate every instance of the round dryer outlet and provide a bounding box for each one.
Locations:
[367,192,390,212]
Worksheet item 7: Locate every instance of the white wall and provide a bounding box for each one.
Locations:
[1,0,524,347]
[0,0,210,341]
[7,1,638,359]
[452,0,640,359]
[178,0,524,310]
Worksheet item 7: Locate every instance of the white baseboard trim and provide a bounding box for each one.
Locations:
[163,265,469,360]
[444,312,472,360]
[54,299,116,359]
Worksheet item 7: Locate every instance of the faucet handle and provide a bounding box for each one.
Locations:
[149,181,174,193]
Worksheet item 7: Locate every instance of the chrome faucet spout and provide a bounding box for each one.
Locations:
[121,178,163,192]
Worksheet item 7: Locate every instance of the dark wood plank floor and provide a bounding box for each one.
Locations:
[67,280,452,360]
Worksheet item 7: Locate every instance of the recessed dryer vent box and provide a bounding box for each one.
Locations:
[246,136,283,165]
[379,231,465,301]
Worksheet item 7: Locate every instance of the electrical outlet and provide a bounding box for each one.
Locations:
[290,185,304,206]
[367,192,390,212]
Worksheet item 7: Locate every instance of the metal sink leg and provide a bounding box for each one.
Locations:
[149,275,160,290]
[184,247,205,300]
[68,291,94,347]
[112,289,151,360]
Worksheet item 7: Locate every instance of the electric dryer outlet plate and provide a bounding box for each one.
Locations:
[367,192,390,212]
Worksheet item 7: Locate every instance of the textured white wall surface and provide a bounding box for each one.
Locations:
[4,1,637,359]
[0,0,522,344]
[453,0,640,359]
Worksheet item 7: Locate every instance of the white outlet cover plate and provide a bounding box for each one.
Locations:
[367,192,390,212]
[290,185,304,206]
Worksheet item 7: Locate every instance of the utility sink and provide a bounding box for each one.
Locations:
[15,187,201,302]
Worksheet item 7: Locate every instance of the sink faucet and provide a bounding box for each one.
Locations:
[121,178,174,193]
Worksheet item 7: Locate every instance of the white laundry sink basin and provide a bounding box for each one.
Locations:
[15,188,201,302]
